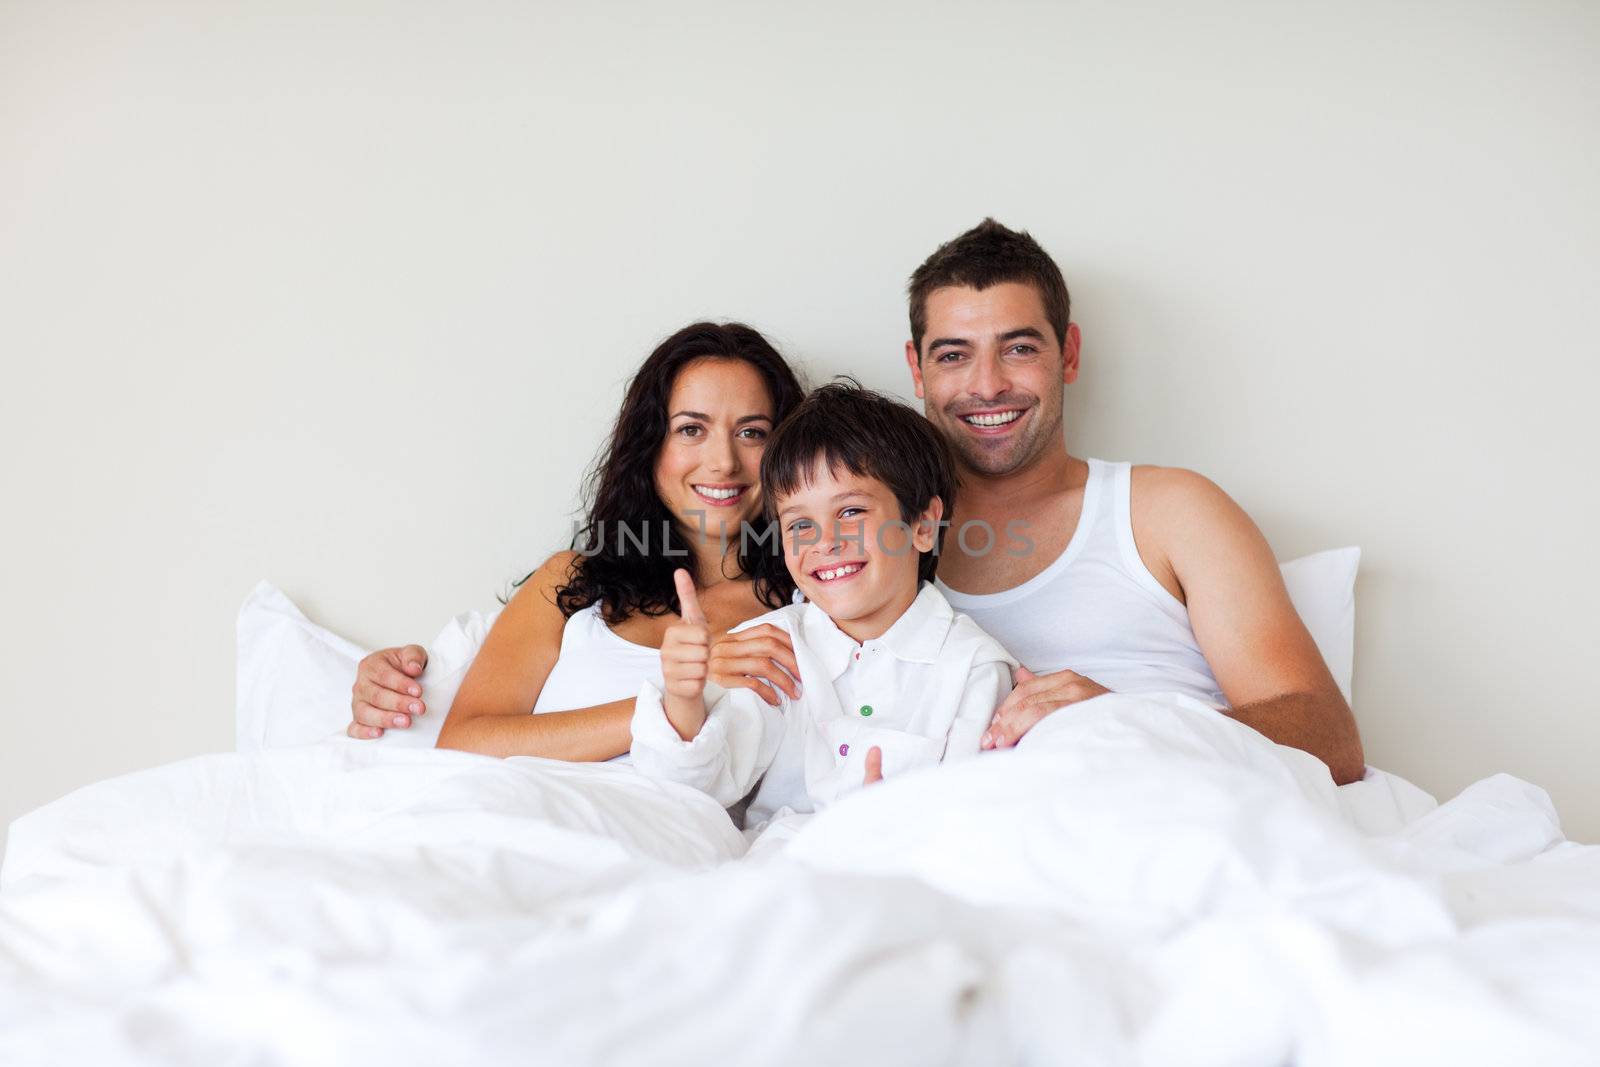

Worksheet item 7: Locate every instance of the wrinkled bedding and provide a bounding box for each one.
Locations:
[3,692,1597,1066]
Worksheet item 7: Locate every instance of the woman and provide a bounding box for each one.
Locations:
[347,322,805,759]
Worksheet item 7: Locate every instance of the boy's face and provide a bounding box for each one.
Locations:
[775,462,941,643]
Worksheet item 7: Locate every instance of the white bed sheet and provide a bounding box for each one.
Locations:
[3,692,1597,1066]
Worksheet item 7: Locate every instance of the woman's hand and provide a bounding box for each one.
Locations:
[708,625,801,707]
[348,644,431,739]
[660,570,712,739]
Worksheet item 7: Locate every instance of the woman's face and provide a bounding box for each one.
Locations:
[654,357,776,545]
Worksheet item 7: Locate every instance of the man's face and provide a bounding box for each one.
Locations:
[905,281,1080,479]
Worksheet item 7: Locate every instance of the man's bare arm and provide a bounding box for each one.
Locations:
[1135,467,1366,785]
[1223,692,1364,784]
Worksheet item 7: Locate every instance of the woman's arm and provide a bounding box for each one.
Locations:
[435,551,634,761]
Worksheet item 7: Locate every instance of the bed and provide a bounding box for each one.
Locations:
[3,563,1597,1066]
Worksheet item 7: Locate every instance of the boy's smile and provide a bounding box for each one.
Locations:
[808,560,867,584]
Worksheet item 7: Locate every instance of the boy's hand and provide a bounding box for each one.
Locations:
[863,746,884,785]
[661,569,711,739]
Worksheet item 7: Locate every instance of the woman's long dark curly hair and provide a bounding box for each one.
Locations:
[519,322,805,623]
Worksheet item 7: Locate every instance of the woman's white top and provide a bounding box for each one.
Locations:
[937,457,1226,708]
[629,583,1016,828]
[533,602,664,763]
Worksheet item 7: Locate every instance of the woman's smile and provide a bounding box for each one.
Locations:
[691,482,751,508]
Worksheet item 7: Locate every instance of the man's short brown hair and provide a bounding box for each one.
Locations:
[907,218,1072,356]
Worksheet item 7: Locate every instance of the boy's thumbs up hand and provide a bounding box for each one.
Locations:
[863,746,884,786]
[661,569,711,739]
[674,567,707,625]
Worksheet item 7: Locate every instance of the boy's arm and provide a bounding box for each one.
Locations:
[630,683,782,807]
[626,567,781,805]
[944,659,1015,760]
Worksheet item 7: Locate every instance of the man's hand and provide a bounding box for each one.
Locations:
[708,624,801,706]
[980,666,1111,750]
[660,569,712,740]
[348,645,430,739]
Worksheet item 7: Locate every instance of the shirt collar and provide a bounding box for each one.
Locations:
[875,582,955,664]
[796,582,955,679]
[797,600,857,682]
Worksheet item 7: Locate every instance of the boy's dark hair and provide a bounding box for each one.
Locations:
[906,217,1072,356]
[754,380,957,603]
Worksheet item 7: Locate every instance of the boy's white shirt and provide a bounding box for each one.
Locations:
[630,582,1018,829]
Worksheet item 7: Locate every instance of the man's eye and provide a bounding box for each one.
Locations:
[935,351,964,364]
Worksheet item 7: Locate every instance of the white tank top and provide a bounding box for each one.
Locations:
[532,603,664,763]
[936,458,1226,708]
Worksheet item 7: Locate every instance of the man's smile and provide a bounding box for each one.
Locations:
[953,405,1031,435]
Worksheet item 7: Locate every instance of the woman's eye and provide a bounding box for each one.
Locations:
[675,424,702,437]
[738,427,768,440]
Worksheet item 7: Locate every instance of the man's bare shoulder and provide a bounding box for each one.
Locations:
[1127,466,1264,599]
[1130,464,1240,522]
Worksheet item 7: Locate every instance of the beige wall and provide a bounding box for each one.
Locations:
[2,1,1596,849]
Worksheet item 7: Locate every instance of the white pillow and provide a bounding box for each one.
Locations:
[1279,546,1360,703]
[235,581,501,751]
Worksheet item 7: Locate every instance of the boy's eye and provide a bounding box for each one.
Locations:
[786,518,815,534]
[838,506,865,519]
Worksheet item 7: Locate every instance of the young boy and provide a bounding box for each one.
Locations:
[629,382,1017,831]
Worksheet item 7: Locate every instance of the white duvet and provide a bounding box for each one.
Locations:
[3,693,1598,1066]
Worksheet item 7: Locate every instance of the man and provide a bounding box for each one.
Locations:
[902,220,1362,783]
[348,219,1364,785]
